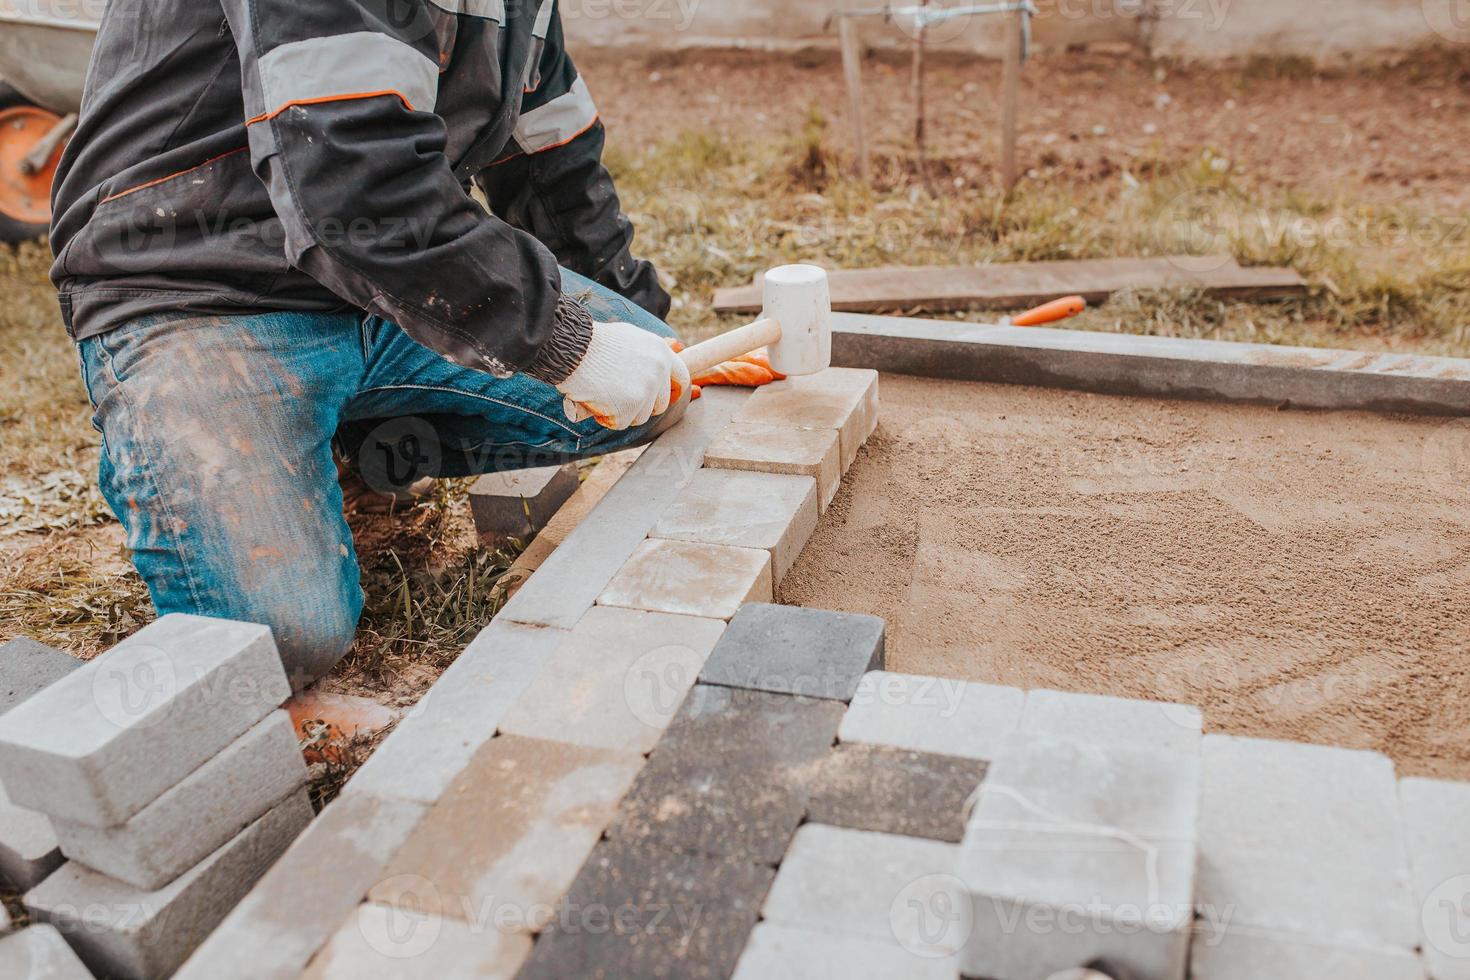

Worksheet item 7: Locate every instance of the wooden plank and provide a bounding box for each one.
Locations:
[712,256,1306,315]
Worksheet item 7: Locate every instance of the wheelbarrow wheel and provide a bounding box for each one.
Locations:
[0,82,63,244]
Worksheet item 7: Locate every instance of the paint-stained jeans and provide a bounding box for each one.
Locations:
[78,269,682,690]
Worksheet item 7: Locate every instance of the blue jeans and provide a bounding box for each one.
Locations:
[79,270,683,690]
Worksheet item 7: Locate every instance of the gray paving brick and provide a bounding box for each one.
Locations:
[1195,735,1418,964]
[698,602,885,702]
[498,605,725,753]
[174,792,428,980]
[0,638,82,716]
[1189,930,1426,980]
[705,421,843,511]
[497,387,749,630]
[839,670,1024,760]
[597,537,773,621]
[1401,777,1470,979]
[606,684,844,865]
[301,903,532,979]
[468,463,579,546]
[733,367,880,470]
[49,710,307,890]
[0,923,97,979]
[26,790,311,980]
[649,468,819,583]
[805,742,987,843]
[343,619,567,805]
[732,922,960,980]
[515,836,775,980]
[762,824,965,957]
[0,779,63,893]
[370,735,642,928]
[0,614,291,827]
[957,734,1200,980]
[1020,688,1203,755]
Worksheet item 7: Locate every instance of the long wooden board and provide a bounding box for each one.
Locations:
[712,256,1307,315]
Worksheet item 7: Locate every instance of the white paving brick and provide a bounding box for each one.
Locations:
[1400,777,1470,979]
[597,537,773,620]
[498,388,749,630]
[50,710,306,890]
[497,606,724,752]
[733,367,879,469]
[957,734,1200,980]
[839,671,1024,760]
[0,614,291,827]
[1195,736,1418,967]
[1190,929,1426,980]
[302,903,532,979]
[0,923,96,978]
[649,468,818,582]
[732,922,959,980]
[1020,688,1203,755]
[26,790,312,980]
[705,421,843,511]
[343,620,567,806]
[761,824,965,957]
[0,778,63,892]
[175,792,429,980]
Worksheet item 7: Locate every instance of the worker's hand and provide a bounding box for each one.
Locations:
[665,340,785,401]
[556,321,691,430]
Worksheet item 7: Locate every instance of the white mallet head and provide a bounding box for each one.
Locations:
[762,264,832,376]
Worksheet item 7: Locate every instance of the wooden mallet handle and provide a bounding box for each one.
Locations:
[676,317,782,377]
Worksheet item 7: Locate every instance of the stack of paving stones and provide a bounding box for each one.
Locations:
[0,614,311,979]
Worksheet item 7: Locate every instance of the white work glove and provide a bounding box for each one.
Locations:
[555,320,691,431]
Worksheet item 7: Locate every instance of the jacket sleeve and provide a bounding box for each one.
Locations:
[474,8,672,319]
[220,0,592,382]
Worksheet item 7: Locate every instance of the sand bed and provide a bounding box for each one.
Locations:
[780,374,1470,779]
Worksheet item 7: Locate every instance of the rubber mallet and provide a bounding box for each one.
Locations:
[677,264,832,378]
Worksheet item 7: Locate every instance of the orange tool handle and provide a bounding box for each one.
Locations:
[1011,295,1087,327]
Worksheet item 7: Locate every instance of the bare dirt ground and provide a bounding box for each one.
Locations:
[781,373,1470,779]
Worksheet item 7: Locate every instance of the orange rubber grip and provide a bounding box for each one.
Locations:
[1011,295,1087,327]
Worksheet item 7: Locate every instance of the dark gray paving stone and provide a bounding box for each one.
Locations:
[515,836,774,980]
[469,463,579,546]
[0,638,81,716]
[606,684,843,865]
[805,742,989,843]
[697,603,885,702]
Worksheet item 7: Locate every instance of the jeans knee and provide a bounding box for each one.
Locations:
[221,587,362,693]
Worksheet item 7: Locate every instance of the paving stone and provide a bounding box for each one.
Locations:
[1401,777,1470,978]
[174,792,429,980]
[26,790,312,980]
[49,710,307,890]
[0,923,97,978]
[469,463,580,546]
[515,835,775,980]
[1189,929,1427,980]
[762,824,965,956]
[648,468,818,583]
[732,922,960,980]
[734,367,879,470]
[698,602,885,702]
[0,614,291,827]
[0,779,63,893]
[498,387,749,630]
[497,606,725,753]
[1020,687,1203,755]
[0,638,82,716]
[1195,736,1418,957]
[805,742,988,843]
[597,537,772,621]
[607,684,843,865]
[370,735,642,928]
[343,619,566,806]
[301,903,532,980]
[705,421,843,511]
[839,670,1024,760]
[956,734,1200,980]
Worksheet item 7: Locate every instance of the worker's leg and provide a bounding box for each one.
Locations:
[78,311,365,691]
[339,269,689,486]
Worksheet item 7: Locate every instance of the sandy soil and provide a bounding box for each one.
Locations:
[780,373,1470,779]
